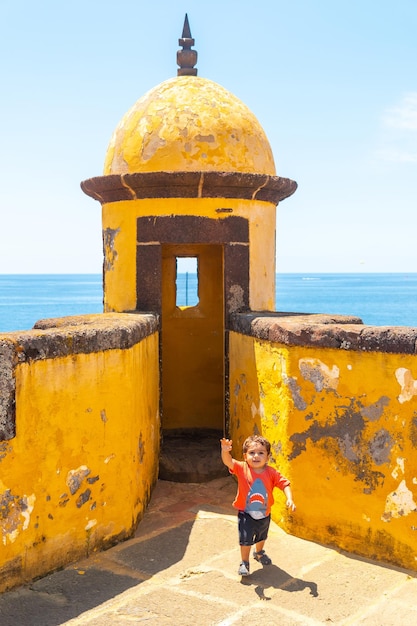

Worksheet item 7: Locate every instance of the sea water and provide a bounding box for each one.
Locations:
[0,275,103,333]
[0,273,416,333]
[275,273,417,327]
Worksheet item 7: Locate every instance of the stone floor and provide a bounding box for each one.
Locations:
[2,477,417,625]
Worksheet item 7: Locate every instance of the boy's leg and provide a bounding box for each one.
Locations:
[240,545,251,562]
[253,516,272,565]
[238,512,253,575]
[254,540,266,553]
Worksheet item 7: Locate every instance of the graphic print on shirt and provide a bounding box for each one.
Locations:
[245,478,268,519]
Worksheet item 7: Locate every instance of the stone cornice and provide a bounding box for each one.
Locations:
[80,171,297,205]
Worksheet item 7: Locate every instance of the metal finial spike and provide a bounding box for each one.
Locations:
[182,13,192,39]
[177,13,198,76]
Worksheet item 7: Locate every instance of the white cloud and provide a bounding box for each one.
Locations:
[377,92,417,162]
[382,93,417,131]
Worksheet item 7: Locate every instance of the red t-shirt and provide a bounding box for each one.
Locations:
[230,460,290,517]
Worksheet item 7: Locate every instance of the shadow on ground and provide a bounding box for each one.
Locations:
[0,567,141,626]
[0,521,196,626]
[241,563,319,600]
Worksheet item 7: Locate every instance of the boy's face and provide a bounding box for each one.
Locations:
[244,442,269,470]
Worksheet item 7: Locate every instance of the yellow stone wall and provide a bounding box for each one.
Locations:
[102,197,276,313]
[0,317,160,592]
[228,330,417,571]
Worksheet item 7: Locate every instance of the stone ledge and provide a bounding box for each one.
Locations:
[1,313,159,362]
[229,312,417,355]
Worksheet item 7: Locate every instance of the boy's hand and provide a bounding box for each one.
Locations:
[286,499,296,512]
[220,438,234,469]
[220,438,233,451]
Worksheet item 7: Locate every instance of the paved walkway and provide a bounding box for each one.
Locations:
[1,476,417,625]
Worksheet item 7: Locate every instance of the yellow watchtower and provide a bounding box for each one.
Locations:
[82,15,296,443]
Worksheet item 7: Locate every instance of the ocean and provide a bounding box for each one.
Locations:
[0,273,416,333]
[0,275,103,333]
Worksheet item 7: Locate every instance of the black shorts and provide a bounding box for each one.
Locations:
[238,511,271,546]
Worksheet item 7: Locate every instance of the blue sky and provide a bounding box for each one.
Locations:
[0,0,416,274]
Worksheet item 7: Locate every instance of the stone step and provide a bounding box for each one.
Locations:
[159,429,228,483]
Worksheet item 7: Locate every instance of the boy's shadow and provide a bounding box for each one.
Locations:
[241,564,318,601]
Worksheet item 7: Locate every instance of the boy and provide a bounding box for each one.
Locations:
[220,435,295,576]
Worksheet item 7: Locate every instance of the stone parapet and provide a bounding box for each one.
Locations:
[0,313,159,441]
[229,312,417,354]
[0,312,160,592]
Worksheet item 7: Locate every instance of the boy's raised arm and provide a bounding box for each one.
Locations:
[220,438,234,469]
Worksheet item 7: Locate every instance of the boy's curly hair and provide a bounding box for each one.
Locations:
[242,435,271,455]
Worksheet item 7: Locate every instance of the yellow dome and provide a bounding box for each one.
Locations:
[104,76,276,176]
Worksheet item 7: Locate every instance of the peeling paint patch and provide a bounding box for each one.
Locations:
[0,489,36,545]
[138,433,145,464]
[299,358,339,392]
[142,131,167,161]
[21,495,35,531]
[85,519,97,531]
[410,415,417,447]
[361,397,390,421]
[271,441,282,459]
[283,375,307,411]
[59,493,70,507]
[66,466,91,495]
[382,480,417,521]
[369,429,393,465]
[103,227,120,272]
[104,454,115,464]
[0,442,11,461]
[392,457,405,480]
[76,489,91,508]
[249,401,265,419]
[396,368,417,403]
[289,399,386,492]
[195,133,215,143]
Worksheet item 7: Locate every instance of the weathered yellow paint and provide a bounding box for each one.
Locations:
[0,332,160,592]
[101,203,137,312]
[102,197,276,313]
[104,76,276,176]
[161,244,224,430]
[228,331,417,570]
[245,202,276,311]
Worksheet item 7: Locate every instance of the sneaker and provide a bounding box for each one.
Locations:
[253,549,272,565]
[238,560,250,576]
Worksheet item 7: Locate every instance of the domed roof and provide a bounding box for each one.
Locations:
[104,75,276,176]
